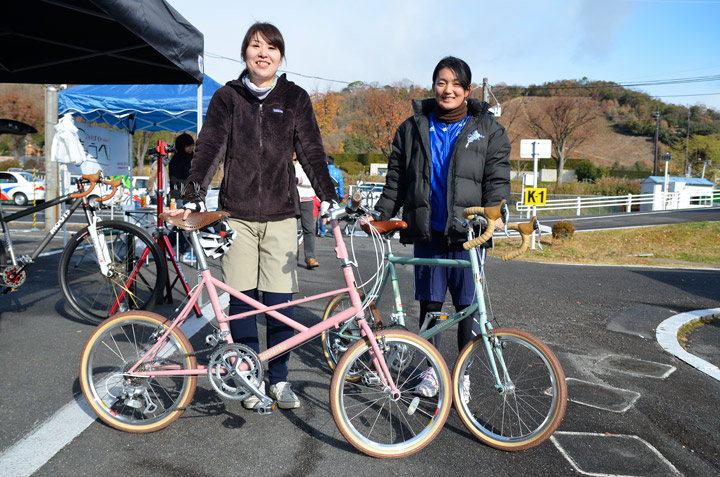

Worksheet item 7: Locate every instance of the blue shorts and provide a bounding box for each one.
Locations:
[413,232,475,306]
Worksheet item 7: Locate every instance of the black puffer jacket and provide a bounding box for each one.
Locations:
[374,98,511,245]
[184,73,338,221]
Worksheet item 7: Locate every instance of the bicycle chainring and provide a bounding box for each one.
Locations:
[1,266,26,288]
[207,343,263,400]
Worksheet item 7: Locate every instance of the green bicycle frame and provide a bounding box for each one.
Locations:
[339,226,511,393]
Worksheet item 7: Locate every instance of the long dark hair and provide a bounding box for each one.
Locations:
[241,22,285,61]
[432,56,472,90]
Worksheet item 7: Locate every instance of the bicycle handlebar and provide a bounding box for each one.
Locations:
[501,217,538,261]
[461,199,509,251]
[70,172,100,199]
[94,178,123,203]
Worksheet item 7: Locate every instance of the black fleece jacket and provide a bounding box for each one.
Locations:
[374,98,511,245]
[184,73,338,221]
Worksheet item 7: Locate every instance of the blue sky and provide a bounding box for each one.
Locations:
[169,0,720,110]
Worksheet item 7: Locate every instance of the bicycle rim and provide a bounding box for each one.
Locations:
[330,329,451,458]
[59,220,165,324]
[453,328,567,451]
[79,311,197,433]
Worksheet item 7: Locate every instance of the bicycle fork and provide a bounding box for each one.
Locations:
[86,213,113,277]
[356,317,401,399]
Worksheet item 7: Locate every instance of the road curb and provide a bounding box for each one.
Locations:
[656,308,720,382]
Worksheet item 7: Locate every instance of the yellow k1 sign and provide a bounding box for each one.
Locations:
[524,188,547,205]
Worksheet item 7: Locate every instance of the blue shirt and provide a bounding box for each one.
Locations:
[328,164,344,200]
[429,112,469,232]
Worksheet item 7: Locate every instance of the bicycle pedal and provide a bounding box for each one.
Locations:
[253,400,276,415]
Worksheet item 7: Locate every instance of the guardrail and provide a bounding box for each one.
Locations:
[347,183,719,217]
[515,190,720,216]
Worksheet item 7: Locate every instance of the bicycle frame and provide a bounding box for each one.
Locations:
[0,190,110,292]
[339,224,510,392]
[128,218,402,395]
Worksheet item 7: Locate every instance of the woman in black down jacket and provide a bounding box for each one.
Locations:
[373,56,511,402]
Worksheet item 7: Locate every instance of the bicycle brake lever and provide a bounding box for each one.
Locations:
[501,202,510,238]
[534,218,543,251]
[453,216,468,228]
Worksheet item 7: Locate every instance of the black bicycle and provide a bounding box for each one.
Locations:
[1,171,165,323]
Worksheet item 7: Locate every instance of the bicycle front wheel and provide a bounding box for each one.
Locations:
[79,311,197,433]
[453,328,567,451]
[330,329,452,458]
[59,220,165,324]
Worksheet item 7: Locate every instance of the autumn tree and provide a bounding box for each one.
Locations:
[523,96,598,183]
[497,98,527,175]
[0,84,44,159]
[311,90,344,153]
[347,82,423,159]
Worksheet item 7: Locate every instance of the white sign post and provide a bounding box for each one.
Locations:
[661,153,672,210]
[520,139,552,249]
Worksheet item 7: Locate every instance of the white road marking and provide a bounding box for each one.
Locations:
[0,294,227,477]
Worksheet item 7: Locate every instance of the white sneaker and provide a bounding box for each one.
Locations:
[416,367,438,397]
[269,381,300,409]
[462,375,471,404]
[242,381,265,409]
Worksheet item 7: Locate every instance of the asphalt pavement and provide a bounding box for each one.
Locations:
[1,209,719,476]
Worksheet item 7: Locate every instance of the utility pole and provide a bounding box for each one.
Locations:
[652,106,660,176]
[685,109,690,176]
[482,77,489,103]
[44,85,59,230]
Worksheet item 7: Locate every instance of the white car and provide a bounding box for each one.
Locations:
[0,170,46,205]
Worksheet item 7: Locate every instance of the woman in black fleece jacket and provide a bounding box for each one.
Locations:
[180,22,337,410]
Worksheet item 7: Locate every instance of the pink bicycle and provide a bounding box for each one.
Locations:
[78,201,452,458]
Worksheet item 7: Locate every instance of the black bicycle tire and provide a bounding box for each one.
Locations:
[58,220,166,324]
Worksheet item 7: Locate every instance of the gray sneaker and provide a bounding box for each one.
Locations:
[269,381,300,409]
[242,381,265,410]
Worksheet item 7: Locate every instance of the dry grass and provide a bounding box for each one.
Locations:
[492,221,720,268]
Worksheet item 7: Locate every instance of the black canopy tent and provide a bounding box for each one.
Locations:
[0,0,203,85]
[0,0,205,227]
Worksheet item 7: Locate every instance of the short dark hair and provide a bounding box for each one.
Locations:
[241,22,285,62]
[432,56,472,91]
[326,156,335,165]
[174,132,194,150]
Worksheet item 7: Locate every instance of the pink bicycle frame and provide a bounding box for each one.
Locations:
[129,218,400,396]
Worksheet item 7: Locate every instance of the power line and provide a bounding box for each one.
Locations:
[204,51,351,84]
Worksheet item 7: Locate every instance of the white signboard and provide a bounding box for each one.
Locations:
[65,122,130,176]
[520,139,552,159]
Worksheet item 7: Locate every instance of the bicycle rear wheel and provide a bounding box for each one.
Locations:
[330,329,451,458]
[79,311,197,433]
[321,291,382,380]
[453,328,567,451]
[59,220,165,324]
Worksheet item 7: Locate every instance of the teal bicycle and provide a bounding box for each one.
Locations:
[320,200,567,451]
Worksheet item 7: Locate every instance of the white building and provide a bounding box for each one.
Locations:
[640,176,716,211]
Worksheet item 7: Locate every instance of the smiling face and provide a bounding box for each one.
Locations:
[244,33,282,88]
[433,67,472,110]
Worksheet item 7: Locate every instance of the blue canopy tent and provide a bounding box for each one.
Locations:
[57,76,224,133]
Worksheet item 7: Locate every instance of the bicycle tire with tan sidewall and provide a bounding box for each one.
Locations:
[452,327,567,451]
[330,329,452,458]
[79,311,197,433]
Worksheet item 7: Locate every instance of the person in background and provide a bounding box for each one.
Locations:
[295,155,319,268]
[169,133,194,206]
[174,22,338,410]
[371,56,511,402]
[317,155,344,237]
[169,133,195,260]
